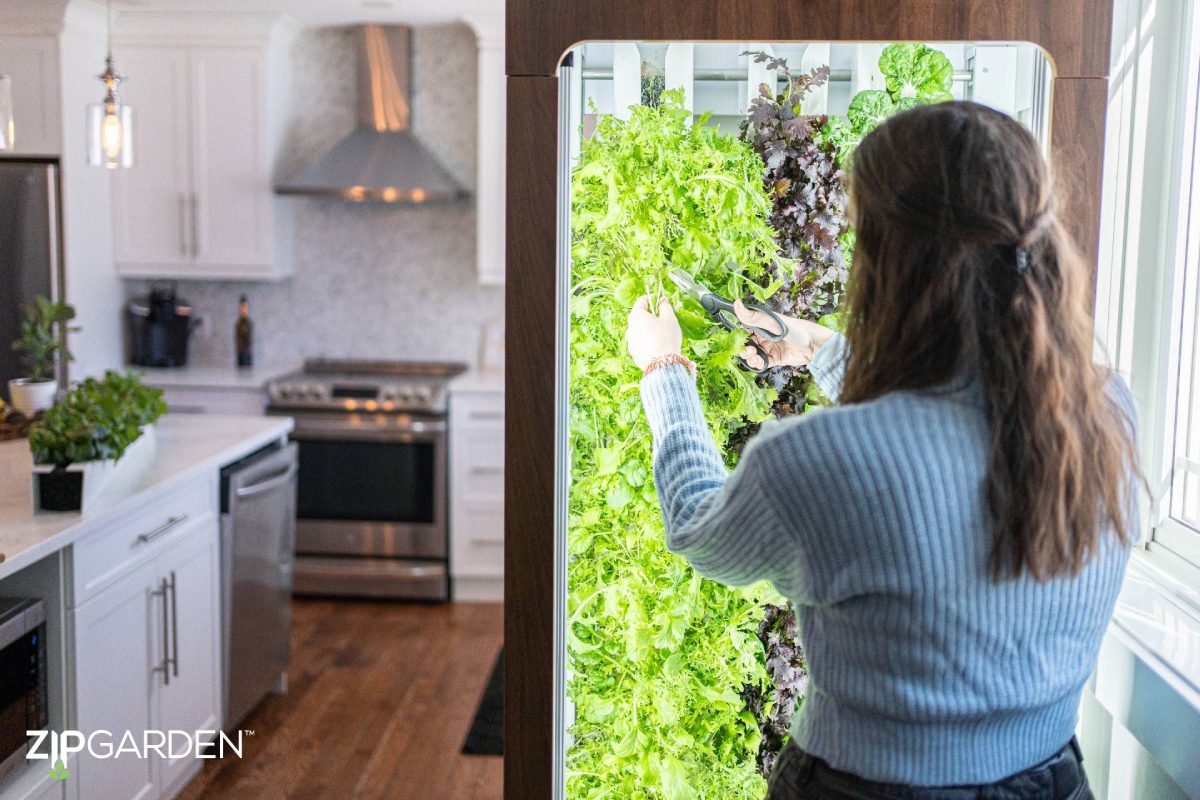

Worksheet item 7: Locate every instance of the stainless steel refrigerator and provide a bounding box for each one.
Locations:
[0,158,65,393]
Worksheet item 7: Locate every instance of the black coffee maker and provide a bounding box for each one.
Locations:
[128,285,195,367]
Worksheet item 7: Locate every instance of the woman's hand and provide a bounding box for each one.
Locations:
[627,295,683,370]
[734,301,835,370]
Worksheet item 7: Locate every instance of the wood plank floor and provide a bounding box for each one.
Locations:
[178,599,504,800]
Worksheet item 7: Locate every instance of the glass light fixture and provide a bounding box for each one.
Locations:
[87,0,134,169]
[0,75,14,152]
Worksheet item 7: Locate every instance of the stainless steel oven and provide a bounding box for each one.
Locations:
[267,360,463,600]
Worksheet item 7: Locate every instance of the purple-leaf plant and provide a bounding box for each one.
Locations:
[735,52,853,777]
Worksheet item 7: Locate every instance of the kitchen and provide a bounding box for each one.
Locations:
[0,0,504,798]
[5,0,1200,799]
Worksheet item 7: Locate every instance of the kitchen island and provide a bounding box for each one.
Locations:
[0,414,292,800]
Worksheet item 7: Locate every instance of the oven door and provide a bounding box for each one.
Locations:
[282,411,447,560]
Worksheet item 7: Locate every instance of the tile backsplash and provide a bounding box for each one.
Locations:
[125,23,503,370]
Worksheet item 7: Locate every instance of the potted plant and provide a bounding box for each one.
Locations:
[8,296,79,416]
[28,370,167,512]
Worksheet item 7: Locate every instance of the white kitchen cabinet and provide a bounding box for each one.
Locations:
[450,386,504,601]
[0,36,62,156]
[109,46,191,269]
[154,524,220,796]
[111,15,294,281]
[72,560,159,800]
[71,505,221,800]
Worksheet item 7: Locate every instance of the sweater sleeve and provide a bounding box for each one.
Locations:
[639,363,793,587]
[808,332,848,403]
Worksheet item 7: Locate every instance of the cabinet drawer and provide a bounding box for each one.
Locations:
[71,477,213,606]
[451,503,504,577]
[454,430,504,499]
[451,391,505,430]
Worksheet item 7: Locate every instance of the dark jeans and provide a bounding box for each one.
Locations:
[766,738,1093,800]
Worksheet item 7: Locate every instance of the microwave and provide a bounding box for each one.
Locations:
[0,599,47,786]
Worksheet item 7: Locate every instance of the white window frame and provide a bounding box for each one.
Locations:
[1097,0,1200,595]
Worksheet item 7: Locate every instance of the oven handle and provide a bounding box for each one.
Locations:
[288,425,445,443]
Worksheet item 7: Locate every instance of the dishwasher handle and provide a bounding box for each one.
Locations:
[235,461,298,499]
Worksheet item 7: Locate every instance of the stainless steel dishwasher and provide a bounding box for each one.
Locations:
[220,441,298,729]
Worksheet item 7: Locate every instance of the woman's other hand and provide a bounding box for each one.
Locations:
[627,295,683,370]
[734,300,835,371]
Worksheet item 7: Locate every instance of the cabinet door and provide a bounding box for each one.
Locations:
[189,46,271,270]
[155,519,221,796]
[72,561,159,800]
[111,45,193,269]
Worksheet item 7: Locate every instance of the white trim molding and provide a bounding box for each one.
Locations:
[462,12,505,286]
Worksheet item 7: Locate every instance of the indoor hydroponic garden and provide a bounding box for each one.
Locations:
[561,42,1052,799]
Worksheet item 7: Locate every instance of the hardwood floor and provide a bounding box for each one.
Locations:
[178,599,504,800]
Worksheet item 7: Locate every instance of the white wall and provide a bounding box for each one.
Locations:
[58,1,123,378]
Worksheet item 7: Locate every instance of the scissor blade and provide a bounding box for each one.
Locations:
[667,268,708,300]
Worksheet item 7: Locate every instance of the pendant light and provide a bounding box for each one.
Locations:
[0,75,14,152]
[86,0,134,169]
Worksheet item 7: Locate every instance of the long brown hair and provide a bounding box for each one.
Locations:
[841,101,1137,581]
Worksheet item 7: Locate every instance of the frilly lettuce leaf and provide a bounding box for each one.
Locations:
[878,43,954,101]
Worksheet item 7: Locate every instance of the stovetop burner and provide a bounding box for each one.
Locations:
[266,360,468,414]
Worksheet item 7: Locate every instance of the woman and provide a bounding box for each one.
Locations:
[626,101,1139,799]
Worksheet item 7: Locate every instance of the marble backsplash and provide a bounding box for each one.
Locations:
[125,23,503,370]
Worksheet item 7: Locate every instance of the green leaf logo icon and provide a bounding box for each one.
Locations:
[49,759,68,781]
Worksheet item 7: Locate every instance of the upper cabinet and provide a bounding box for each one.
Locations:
[111,14,296,281]
[0,36,62,156]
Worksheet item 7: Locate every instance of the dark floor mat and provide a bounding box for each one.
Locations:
[462,648,503,755]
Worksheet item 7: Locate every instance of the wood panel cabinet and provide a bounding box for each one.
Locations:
[503,1,1116,796]
[111,17,294,281]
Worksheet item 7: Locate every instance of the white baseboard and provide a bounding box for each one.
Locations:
[452,575,503,603]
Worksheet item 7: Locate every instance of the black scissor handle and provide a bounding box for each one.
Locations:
[700,294,788,341]
[740,339,774,375]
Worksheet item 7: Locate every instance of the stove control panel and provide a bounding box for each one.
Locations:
[267,378,445,412]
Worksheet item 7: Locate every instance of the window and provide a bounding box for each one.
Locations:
[1096,0,1200,575]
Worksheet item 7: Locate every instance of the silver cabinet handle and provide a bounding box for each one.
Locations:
[152,578,170,686]
[235,462,298,499]
[168,571,178,678]
[467,410,504,421]
[178,193,188,256]
[191,193,200,257]
[137,514,189,544]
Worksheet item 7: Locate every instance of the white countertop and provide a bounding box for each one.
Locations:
[134,362,298,391]
[0,414,293,581]
[450,368,504,393]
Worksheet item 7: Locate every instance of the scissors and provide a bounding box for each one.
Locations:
[668,268,788,373]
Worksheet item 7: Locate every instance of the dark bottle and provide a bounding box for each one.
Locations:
[235,295,254,367]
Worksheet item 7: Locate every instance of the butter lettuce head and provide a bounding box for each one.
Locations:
[878,43,954,102]
[846,90,895,134]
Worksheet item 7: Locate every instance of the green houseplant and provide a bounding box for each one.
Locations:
[8,296,79,416]
[29,370,167,512]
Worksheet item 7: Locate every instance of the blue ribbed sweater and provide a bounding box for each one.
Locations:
[639,335,1135,785]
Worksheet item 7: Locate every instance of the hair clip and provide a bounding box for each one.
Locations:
[1015,247,1032,274]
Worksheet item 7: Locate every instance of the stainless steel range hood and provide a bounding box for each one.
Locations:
[275,25,466,203]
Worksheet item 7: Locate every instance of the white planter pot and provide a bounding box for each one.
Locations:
[32,424,159,514]
[8,378,57,416]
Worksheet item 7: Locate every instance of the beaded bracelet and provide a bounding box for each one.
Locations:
[643,353,697,378]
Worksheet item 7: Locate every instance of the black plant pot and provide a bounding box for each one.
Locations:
[36,470,83,512]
